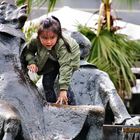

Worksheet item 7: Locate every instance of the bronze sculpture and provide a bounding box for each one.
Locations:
[0,1,139,140]
[0,2,105,140]
[68,31,140,126]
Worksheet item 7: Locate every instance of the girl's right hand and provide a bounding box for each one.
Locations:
[27,64,38,73]
[56,90,68,105]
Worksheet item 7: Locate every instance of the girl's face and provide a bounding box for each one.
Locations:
[39,30,58,49]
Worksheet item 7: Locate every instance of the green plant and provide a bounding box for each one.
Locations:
[23,21,38,41]
[78,0,140,98]
[15,0,57,13]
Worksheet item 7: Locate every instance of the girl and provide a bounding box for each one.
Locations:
[24,16,80,105]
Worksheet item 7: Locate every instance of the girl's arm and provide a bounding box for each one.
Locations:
[57,45,72,91]
[56,45,72,105]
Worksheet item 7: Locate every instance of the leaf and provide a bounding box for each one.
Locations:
[16,0,26,6]
[47,0,57,12]
[78,26,140,97]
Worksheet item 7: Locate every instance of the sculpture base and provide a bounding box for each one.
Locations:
[103,125,140,140]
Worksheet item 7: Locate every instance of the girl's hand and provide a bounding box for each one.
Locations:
[56,90,68,105]
[27,64,38,73]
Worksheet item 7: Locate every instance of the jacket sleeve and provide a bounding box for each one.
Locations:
[57,45,73,90]
[25,39,37,65]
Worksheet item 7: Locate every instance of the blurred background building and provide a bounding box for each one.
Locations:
[2,0,140,25]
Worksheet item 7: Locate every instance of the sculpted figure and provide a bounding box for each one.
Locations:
[0,2,46,139]
[1,1,138,140]
[67,31,140,126]
[0,2,105,140]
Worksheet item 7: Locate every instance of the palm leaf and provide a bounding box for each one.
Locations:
[16,0,57,14]
[47,0,57,12]
[15,0,26,6]
[78,25,140,97]
[77,25,96,41]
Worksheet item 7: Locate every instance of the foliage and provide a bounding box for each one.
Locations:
[23,21,38,41]
[15,0,57,13]
[78,24,140,98]
[77,0,140,98]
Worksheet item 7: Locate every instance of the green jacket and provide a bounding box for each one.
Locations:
[25,33,80,90]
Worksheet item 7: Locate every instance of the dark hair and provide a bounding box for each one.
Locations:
[38,16,71,53]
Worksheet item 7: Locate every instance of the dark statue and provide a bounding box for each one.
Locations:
[67,31,140,125]
[0,1,139,140]
[0,2,105,140]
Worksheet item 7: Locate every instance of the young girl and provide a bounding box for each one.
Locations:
[24,16,80,105]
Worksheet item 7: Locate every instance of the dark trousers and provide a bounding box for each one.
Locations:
[41,59,75,104]
[42,59,59,103]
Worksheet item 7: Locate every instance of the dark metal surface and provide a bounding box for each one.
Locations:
[103,125,140,140]
[0,2,139,139]
[0,3,105,139]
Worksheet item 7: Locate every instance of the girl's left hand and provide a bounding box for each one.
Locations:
[56,90,68,105]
